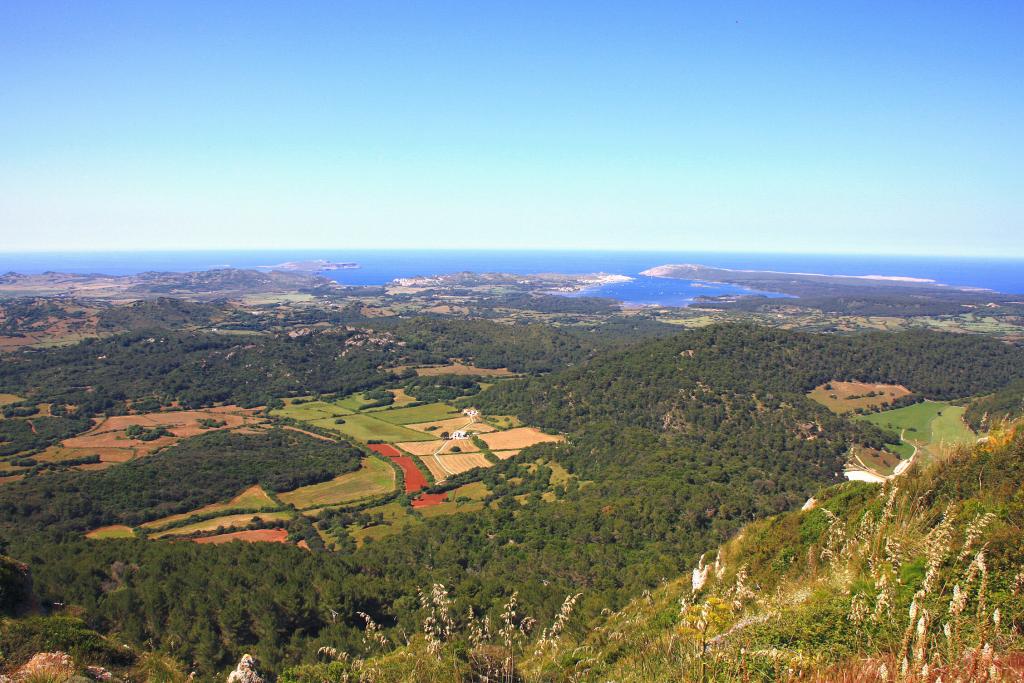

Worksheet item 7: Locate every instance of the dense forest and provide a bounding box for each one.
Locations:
[0,319,592,417]
[472,325,1024,432]
[2,322,1023,678]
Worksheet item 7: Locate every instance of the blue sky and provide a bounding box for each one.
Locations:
[1,1,1021,255]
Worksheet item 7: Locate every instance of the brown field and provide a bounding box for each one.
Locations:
[193,528,289,544]
[414,363,515,377]
[808,381,912,414]
[388,388,418,407]
[395,439,447,456]
[481,427,564,451]
[52,407,265,463]
[0,393,24,406]
[494,449,521,460]
[420,451,493,480]
[395,438,481,456]
[404,416,495,434]
[36,444,140,464]
[141,485,276,530]
[151,511,293,538]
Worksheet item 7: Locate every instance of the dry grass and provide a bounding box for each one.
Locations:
[193,528,289,544]
[808,381,912,414]
[404,416,495,434]
[395,440,448,456]
[481,427,564,451]
[414,364,515,377]
[420,452,493,480]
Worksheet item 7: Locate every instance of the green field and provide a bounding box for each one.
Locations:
[859,401,976,462]
[278,457,395,509]
[310,413,435,443]
[370,403,461,425]
[485,414,523,430]
[85,525,136,539]
[416,482,489,518]
[272,398,438,442]
[348,501,420,546]
[271,399,352,422]
[334,393,375,411]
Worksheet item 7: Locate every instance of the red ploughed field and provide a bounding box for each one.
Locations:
[394,456,428,493]
[368,443,427,493]
[412,492,448,508]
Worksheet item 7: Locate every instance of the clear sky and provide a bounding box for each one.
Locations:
[1,1,1021,255]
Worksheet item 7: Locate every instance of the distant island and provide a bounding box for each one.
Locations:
[640,262,1024,320]
[255,259,358,273]
[641,263,970,292]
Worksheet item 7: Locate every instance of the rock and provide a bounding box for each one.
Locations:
[691,555,710,593]
[15,652,75,681]
[84,665,113,681]
[226,655,264,683]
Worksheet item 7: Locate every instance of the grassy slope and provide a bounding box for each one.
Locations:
[369,403,462,425]
[278,456,395,509]
[860,401,976,463]
[139,485,276,530]
[283,424,1024,682]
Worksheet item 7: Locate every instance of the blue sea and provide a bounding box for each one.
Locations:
[1,250,1022,307]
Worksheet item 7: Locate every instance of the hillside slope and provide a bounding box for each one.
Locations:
[280,421,1024,682]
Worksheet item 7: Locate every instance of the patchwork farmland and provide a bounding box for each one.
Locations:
[82,389,569,549]
[369,443,428,493]
[41,406,265,466]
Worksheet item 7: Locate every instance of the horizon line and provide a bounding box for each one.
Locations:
[1,247,1023,260]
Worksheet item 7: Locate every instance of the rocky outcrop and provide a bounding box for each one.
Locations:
[10,652,75,682]
[226,655,264,683]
